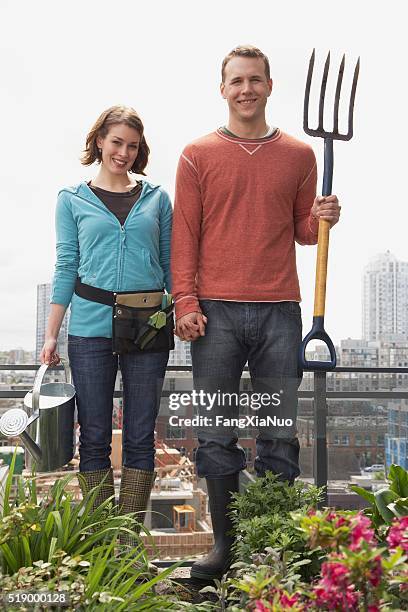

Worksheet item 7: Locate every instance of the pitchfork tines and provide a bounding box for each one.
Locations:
[304,49,360,142]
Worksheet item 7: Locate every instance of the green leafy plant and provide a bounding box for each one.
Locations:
[229,473,324,580]
[351,463,408,530]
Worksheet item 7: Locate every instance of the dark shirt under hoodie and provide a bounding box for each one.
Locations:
[88,182,143,226]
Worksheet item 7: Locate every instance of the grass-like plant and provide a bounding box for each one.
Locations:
[0,450,141,573]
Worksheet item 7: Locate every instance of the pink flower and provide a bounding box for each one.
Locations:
[314,583,360,610]
[335,516,347,528]
[254,601,268,612]
[387,516,408,552]
[313,557,362,610]
[280,592,300,607]
[350,513,376,551]
[367,555,383,587]
[321,560,349,586]
[368,606,380,612]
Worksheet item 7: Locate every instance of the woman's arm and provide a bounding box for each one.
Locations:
[40,303,67,364]
[41,190,79,364]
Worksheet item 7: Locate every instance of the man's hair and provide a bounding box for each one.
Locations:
[221,45,271,82]
[81,105,150,175]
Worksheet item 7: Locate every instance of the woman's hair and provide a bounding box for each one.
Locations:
[81,105,150,175]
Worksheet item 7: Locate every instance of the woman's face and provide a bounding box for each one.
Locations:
[97,123,140,175]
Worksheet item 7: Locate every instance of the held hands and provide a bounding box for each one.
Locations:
[40,338,60,365]
[311,195,341,227]
[175,312,208,341]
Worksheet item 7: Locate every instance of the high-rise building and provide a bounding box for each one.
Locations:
[36,283,69,360]
[362,251,408,342]
[168,336,192,367]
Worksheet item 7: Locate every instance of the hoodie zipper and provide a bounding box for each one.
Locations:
[117,225,127,289]
[75,182,160,289]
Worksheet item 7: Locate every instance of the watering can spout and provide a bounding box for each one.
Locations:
[20,426,43,464]
[0,409,42,463]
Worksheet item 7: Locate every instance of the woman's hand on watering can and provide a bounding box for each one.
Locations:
[40,338,60,365]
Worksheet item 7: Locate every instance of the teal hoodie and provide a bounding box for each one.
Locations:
[51,181,172,338]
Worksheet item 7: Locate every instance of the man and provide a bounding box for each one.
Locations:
[171,46,340,580]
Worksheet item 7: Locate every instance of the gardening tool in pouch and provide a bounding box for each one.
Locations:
[74,279,174,354]
[114,291,174,353]
[299,50,360,371]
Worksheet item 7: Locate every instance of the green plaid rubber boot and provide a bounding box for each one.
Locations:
[118,466,156,546]
[78,467,115,510]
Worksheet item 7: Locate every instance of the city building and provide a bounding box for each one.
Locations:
[362,251,408,342]
[386,397,408,470]
[35,283,69,360]
[168,337,192,367]
[298,410,387,479]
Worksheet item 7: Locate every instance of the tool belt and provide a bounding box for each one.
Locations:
[74,278,174,354]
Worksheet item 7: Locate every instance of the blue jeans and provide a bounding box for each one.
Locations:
[68,336,168,473]
[191,300,302,482]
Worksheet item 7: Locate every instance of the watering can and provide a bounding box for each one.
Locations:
[0,362,76,472]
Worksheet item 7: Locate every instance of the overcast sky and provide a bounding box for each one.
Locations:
[1,0,406,351]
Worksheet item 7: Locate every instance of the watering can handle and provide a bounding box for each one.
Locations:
[32,360,72,412]
[32,363,49,413]
[60,358,72,384]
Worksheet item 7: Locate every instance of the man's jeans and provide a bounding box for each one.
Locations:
[191,300,302,482]
[68,336,168,473]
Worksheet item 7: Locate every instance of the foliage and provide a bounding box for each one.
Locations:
[0,450,147,575]
[0,547,179,611]
[351,463,408,531]
[202,510,408,611]
[229,473,324,580]
[227,547,311,611]
[0,450,181,610]
[195,502,408,610]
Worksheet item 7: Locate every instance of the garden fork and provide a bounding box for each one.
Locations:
[299,50,360,371]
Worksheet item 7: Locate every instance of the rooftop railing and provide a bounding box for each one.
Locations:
[1,364,408,507]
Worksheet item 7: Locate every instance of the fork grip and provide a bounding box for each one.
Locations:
[322,138,333,197]
[313,138,334,317]
[313,219,330,317]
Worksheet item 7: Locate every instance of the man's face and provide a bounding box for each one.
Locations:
[220,56,272,124]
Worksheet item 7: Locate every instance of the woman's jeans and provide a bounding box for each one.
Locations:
[68,335,168,473]
[191,300,302,482]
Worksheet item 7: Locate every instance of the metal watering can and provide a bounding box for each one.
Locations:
[0,362,76,472]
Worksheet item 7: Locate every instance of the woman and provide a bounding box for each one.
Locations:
[40,105,172,536]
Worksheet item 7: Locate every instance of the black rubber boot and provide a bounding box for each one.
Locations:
[190,473,240,581]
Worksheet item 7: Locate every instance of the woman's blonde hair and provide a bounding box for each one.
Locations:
[81,105,150,175]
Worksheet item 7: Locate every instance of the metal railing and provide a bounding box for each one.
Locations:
[1,364,408,507]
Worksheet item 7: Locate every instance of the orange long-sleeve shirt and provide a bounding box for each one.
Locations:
[171,129,318,320]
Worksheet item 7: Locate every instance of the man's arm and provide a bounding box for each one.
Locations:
[171,150,207,340]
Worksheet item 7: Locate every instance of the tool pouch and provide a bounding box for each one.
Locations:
[74,279,174,355]
[112,292,174,355]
